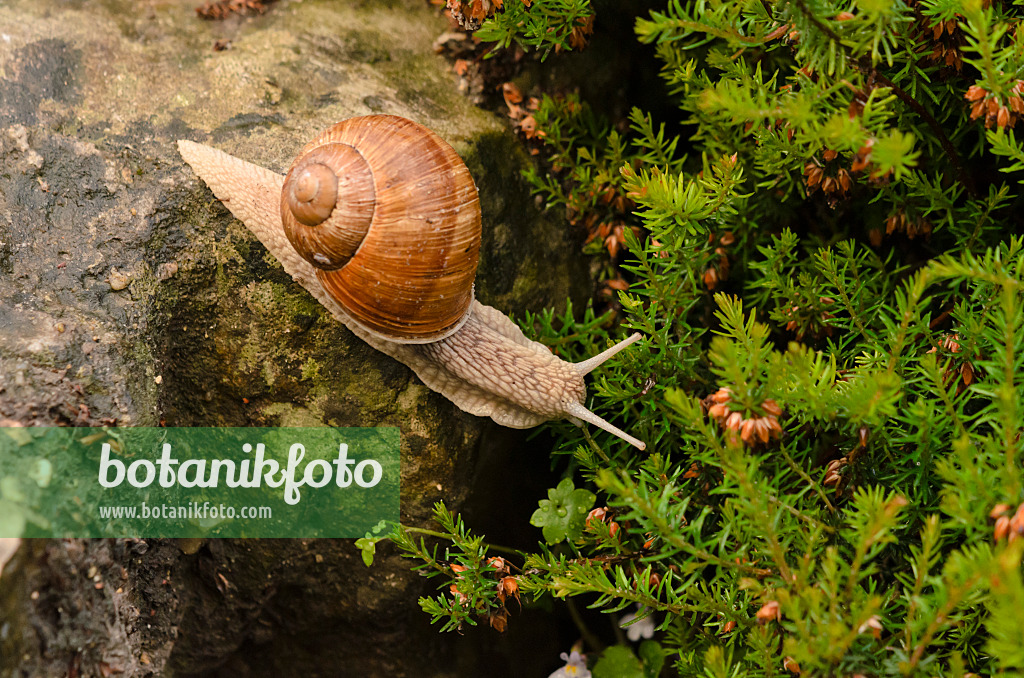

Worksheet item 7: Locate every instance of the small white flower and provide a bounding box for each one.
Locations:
[548,650,591,678]
[620,605,656,642]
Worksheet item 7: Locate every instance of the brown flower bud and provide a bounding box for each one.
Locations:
[995,515,1010,542]
[1010,504,1024,536]
[740,418,757,444]
[756,600,780,624]
[711,388,732,404]
[756,419,771,443]
[966,85,986,102]
[858,615,883,639]
[586,507,608,529]
[997,106,1010,128]
[989,503,1011,519]
[708,403,729,419]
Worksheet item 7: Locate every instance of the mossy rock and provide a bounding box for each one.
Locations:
[0,0,586,675]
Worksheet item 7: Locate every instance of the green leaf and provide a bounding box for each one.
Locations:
[354,537,378,567]
[593,645,644,678]
[639,641,666,678]
[354,520,390,567]
[530,478,596,544]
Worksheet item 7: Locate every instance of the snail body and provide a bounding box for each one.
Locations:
[178,115,645,450]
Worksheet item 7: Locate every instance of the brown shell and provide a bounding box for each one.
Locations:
[281,115,481,343]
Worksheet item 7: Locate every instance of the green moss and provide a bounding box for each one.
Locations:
[300,357,320,382]
[259,402,327,428]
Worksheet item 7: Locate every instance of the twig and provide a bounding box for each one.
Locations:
[401,525,521,557]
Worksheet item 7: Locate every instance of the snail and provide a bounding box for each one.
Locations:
[177,115,645,450]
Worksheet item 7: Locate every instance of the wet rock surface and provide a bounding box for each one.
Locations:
[0,0,586,675]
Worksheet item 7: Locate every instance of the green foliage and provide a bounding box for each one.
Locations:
[473,0,595,59]
[389,0,1024,674]
[388,502,516,633]
[592,643,666,678]
[354,520,390,567]
[531,477,597,544]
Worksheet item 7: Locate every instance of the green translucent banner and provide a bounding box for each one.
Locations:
[0,427,399,538]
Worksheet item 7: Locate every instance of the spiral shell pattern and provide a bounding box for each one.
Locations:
[280,115,481,343]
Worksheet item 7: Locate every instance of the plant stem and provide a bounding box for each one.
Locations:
[401,526,521,557]
[566,598,605,653]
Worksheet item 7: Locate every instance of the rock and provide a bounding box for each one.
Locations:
[156,261,178,281]
[108,267,130,291]
[0,0,585,676]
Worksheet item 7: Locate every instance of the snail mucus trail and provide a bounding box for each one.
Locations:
[178,115,646,450]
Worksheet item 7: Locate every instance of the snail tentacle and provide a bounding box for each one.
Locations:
[563,401,647,451]
[574,333,643,376]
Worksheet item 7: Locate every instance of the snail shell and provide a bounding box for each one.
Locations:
[176,116,647,450]
[280,115,480,343]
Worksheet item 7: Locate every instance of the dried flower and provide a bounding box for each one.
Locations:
[448,582,468,607]
[965,81,1024,129]
[926,333,977,394]
[585,507,608,529]
[703,243,732,290]
[446,0,502,30]
[991,502,1024,543]
[566,15,595,50]
[585,506,619,539]
[497,576,520,606]
[885,210,932,239]
[1010,503,1024,542]
[858,615,883,639]
[823,457,848,488]
[995,515,1011,542]
[915,14,965,72]
[756,600,781,624]
[804,154,854,205]
[704,388,783,446]
[989,503,1011,519]
[489,606,509,632]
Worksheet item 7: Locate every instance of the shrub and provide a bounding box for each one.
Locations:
[373,1,1024,675]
